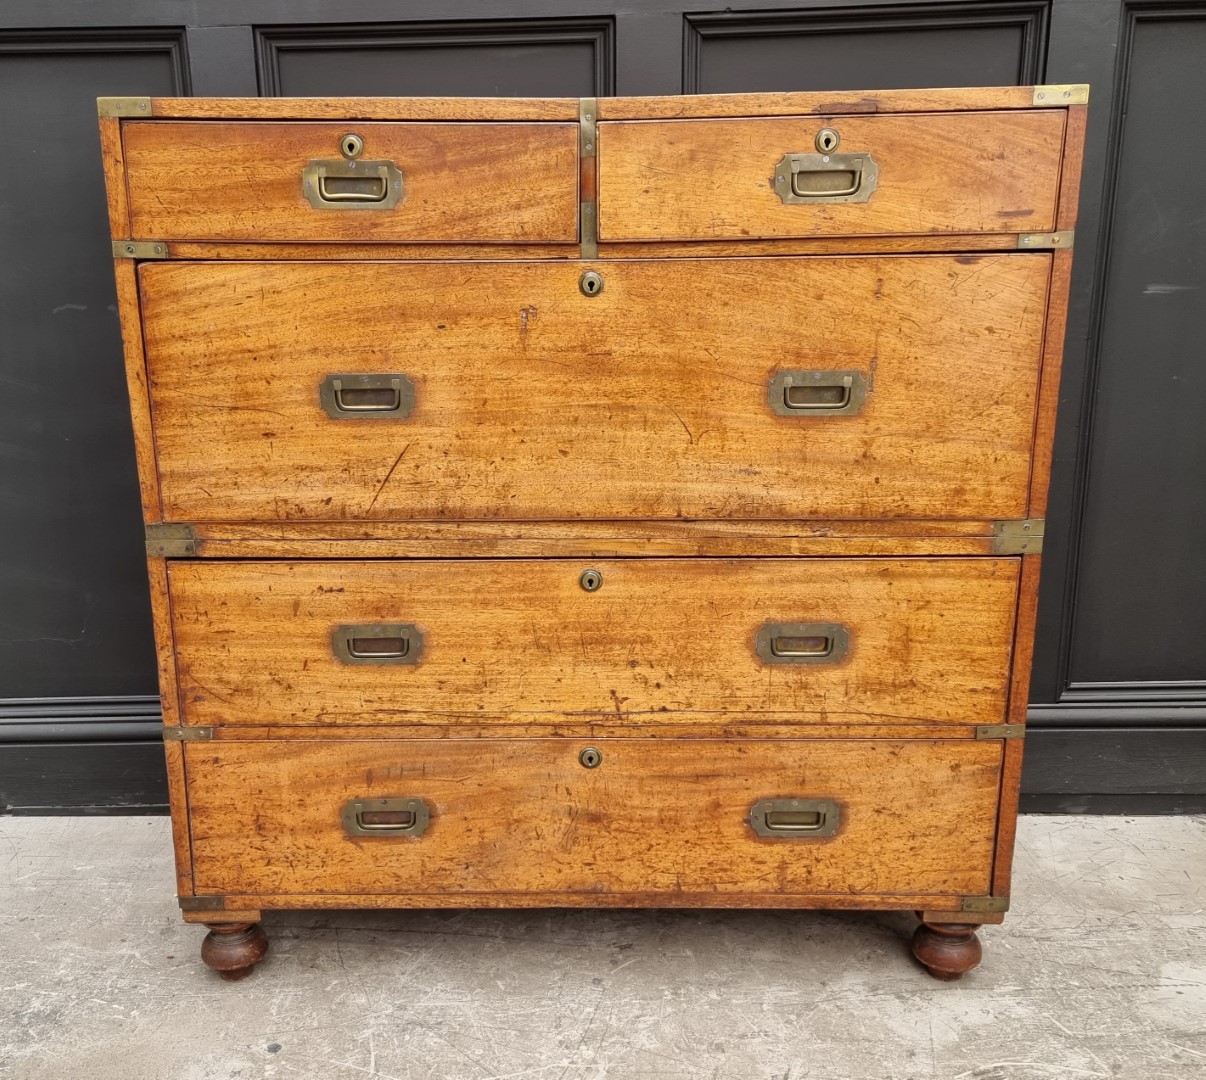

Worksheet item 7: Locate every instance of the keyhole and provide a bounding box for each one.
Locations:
[815,128,840,153]
[579,747,602,769]
[579,271,604,297]
[579,569,602,592]
[340,133,364,160]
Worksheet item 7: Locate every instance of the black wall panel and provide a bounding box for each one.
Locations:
[1,0,1204,811]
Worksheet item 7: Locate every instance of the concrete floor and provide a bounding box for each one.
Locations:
[0,816,1203,1080]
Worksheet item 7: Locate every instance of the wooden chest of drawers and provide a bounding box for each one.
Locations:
[100,86,1086,981]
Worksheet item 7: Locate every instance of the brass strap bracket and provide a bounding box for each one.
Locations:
[975,724,1026,740]
[98,96,152,118]
[146,523,196,556]
[962,895,1011,914]
[991,518,1044,554]
[113,240,168,260]
[1032,84,1089,106]
[579,97,598,260]
[179,894,227,911]
[1018,231,1074,251]
[162,725,213,742]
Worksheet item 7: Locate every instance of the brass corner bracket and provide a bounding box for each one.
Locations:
[98,96,153,118]
[962,895,1010,914]
[1018,231,1074,251]
[179,894,227,911]
[1032,85,1089,107]
[991,518,1044,555]
[975,724,1026,740]
[146,523,196,557]
[162,725,213,742]
[113,240,168,260]
[579,97,598,260]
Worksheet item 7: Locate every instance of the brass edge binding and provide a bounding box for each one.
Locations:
[991,518,1044,555]
[1032,84,1089,106]
[579,97,598,260]
[179,895,227,911]
[974,724,1026,740]
[146,523,196,556]
[162,726,213,742]
[961,896,1010,914]
[98,96,152,118]
[1018,231,1074,251]
[113,240,168,260]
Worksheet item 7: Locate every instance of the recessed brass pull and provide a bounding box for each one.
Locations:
[756,622,849,665]
[342,797,430,838]
[770,370,867,417]
[319,374,415,419]
[302,159,403,209]
[332,623,423,665]
[774,151,877,205]
[749,798,840,839]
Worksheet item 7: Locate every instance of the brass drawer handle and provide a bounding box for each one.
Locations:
[756,621,850,665]
[769,370,867,417]
[302,161,403,209]
[319,374,415,419]
[749,798,840,839]
[332,623,423,665]
[342,797,430,838]
[773,152,877,204]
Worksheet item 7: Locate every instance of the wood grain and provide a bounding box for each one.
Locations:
[98,116,129,238]
[167,557,1019,727]
[139,255,1050,522]
[185,738,1002,898]
[142,97,580,121]
[597,112,1065,241]
[596,87,1066,120]
[123,122,578,242]
[112,259,160,520]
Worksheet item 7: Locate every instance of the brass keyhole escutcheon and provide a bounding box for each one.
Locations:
[579,747,602,769]
[815,128,840,153]
[579,569,602,592]
[579,271,604,297]
[340,133,365,160]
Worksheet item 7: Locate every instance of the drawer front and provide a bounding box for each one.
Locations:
[141,255,1048,522]
[185,738,1002,899]
[598,111,1065,241]
[122,122,579,242]
[168,558,1019,727]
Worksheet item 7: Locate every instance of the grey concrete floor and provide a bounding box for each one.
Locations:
[0,815,1203,1080]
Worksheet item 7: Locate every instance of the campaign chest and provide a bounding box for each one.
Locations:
[100,86,1086,980]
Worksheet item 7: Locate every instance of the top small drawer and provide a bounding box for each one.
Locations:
[121,121,580,243]
[597,111,1065,241]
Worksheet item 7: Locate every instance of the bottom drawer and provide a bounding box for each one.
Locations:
[186,739,1002,902]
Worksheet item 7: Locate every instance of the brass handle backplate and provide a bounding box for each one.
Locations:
[319,374,415,419]
[755,622,850,665]
[342,797,430,838]
[303,160,402,209]
[769,370,867,417]
[749,798,841,839]
[773,151,877,204]
[332,623,423,665]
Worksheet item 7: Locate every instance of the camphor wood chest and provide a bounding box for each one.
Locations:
[100,86,1086,981]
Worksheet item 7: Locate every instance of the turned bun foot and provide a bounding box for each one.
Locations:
[911,919,983,981]
[201,922,269,981]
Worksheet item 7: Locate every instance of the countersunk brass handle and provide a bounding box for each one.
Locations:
[773,152,877,204]
[319,374,415,419]
[769,370,867,417]
[749,798,840,838]
[342,797,430,838]
[302,160,403,209]
[332,623,423,665]
[755,622,850,665]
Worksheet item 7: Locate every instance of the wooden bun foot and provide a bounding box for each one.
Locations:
[201,922,269,981]
[911,919,982,981]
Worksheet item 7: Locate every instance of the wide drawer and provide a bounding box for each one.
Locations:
[598,111,1065,241]
[140,255,1049,522]
[185,738,1002,900]
[167,557,1019,728]
[121,121,579,242]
